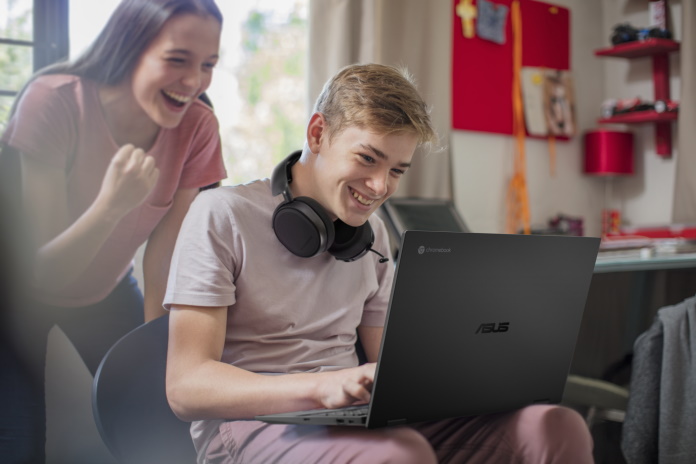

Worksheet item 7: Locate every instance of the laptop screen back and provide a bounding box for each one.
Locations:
[366,231,599,428]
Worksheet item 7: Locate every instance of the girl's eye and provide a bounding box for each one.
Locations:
[167,57,186,64]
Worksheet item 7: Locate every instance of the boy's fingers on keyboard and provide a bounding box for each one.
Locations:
[344,381,371,404]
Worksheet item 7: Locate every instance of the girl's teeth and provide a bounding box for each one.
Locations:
[163,91,190,103]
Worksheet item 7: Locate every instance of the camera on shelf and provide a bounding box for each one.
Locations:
[610,23,672,45]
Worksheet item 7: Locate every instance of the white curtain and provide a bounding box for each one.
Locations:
[308,0,452,199]
[671,1,696,222]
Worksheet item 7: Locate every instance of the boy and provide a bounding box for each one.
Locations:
[164,63,593,463]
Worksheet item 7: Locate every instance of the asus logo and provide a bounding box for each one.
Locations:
[475,322,510,334]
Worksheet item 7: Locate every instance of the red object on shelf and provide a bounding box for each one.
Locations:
[594,38,679,157]
[584,129,634,176]
[599,110,677,124]
[594,38,680,58]
[602,209,621,235]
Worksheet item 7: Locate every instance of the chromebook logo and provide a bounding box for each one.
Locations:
[418,246,451,254]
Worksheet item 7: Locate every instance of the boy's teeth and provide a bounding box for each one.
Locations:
[352,190,374,206]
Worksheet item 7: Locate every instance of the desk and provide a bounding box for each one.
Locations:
[572,252,696,381]
[594,252,696,274]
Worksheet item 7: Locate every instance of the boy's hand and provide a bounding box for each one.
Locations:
[315,363,376,410]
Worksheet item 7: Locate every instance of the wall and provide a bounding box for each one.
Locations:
[601,0,681,227]
[451,0,682,236]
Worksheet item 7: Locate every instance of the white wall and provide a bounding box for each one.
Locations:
[451,0,682,236]
[601,0,681,227]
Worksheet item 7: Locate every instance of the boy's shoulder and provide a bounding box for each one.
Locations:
[195,178,275,211]
[200,178,270,197]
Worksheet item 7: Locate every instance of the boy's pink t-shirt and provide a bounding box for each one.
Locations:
[2,74,227,306]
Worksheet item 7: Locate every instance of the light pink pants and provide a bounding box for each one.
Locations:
[204,405,594,464]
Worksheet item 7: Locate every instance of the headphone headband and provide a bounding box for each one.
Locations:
[271,150,302,200]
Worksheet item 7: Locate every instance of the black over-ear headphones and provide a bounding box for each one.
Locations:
[271,150,389,263]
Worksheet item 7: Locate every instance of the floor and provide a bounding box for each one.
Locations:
[46,246,142,463]
[45,325,117,464]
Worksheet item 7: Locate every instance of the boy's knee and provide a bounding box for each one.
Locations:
[365,427,437,464]
[523,405,594,462]
[543,405,592,440]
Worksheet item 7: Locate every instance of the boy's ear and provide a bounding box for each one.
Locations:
[306,113,326,154]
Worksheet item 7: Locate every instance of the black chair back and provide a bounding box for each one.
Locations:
[92,314,196,464]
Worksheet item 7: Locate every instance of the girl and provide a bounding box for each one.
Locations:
[0,1,226,461]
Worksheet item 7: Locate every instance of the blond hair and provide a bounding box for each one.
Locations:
[313,63,437,150]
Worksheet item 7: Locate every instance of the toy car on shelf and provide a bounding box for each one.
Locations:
[601,97,651,118]
[600,97,678,119]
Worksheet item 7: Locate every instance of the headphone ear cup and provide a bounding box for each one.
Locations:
[272,196,335,258]
[328,220,374,262]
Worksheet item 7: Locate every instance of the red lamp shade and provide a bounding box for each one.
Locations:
[583,129,634,176]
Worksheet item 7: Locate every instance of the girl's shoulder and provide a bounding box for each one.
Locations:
[28,74,84,92]
[22,74,95,110]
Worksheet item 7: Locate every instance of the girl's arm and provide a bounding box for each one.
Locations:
[142,187,199,322]
[22,144,158,292]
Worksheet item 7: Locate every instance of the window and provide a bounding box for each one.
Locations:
[0,0,33,131]
[68,0,309,185]
[209,0,308,185]
[0,0,68,131]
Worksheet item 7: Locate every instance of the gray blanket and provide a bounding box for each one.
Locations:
[622,294,696,463]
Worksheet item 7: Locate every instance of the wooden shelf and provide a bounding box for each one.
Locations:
[594,38,681,59]
[599,110,678,125]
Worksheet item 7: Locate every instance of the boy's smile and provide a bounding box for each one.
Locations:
[295,114,418,228]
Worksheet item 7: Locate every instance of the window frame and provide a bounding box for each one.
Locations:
[0,0,68,98]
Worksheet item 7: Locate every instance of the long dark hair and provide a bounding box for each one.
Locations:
[8,0,222,116]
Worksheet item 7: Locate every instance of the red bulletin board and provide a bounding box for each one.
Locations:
[451,0,570,135]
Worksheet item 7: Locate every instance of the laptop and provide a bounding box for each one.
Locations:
[379,198,470,262]
[256,231,600,428]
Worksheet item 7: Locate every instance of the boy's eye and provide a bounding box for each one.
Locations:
[360,154,375,163]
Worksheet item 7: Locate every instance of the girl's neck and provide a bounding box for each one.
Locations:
[98,83,159,151]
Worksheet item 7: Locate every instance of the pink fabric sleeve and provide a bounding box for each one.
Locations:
[2,78,77,168]
[177,102,226,190]
[359,217,394,327]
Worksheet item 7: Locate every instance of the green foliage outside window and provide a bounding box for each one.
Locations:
[0,3,33,131]
[220,3,307,186]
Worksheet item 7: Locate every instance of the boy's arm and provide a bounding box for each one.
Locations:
[166,304,377,421]
[357,325,384,363]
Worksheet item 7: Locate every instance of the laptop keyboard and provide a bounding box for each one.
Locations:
[298,405,369,417]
